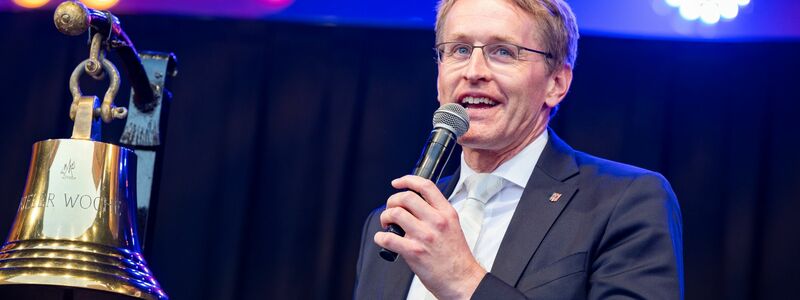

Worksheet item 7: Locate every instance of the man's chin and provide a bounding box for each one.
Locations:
[457,135,499,151]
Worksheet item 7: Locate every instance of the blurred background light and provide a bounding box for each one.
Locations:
[719,1,739,19]
[12,0,48,9]
[259,0,293,9]
[679,1,701,20]
[82,0,119,10]
[670,0,750,24]
[2,0,797,41]
[699,2,721,24]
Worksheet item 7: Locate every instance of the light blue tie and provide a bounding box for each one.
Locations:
[420,173,505,300]
[460,173,505,255]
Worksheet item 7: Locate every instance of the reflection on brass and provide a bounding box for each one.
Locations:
[0,139,167,299]
[71,96,100,140]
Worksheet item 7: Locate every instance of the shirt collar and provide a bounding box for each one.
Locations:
[449,130,549,199]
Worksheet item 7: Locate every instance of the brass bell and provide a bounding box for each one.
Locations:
[0,54,167,299]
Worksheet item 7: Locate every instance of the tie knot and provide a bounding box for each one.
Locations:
[464,173,504,204]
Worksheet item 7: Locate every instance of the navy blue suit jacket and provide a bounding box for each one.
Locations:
[354,130,684,299]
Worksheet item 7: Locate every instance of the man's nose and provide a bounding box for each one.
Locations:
[463,48,492,83]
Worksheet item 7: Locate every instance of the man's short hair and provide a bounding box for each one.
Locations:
[434,0,579,74]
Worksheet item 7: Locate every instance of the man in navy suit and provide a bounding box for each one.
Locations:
[354,0,684,299]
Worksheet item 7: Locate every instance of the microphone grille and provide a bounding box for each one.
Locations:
[432,103,470,137]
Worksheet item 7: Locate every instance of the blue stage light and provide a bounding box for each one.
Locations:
[668,0,749,24]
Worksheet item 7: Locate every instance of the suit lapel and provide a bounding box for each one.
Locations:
[383,256,413,300]
[381,173,461,299]
[490,129,580,287]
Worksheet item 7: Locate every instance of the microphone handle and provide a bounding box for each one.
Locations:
[379,128,457,262]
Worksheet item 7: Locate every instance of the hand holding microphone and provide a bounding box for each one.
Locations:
[378,103,469,262]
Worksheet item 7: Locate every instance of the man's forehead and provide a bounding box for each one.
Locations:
[440,0,541,45]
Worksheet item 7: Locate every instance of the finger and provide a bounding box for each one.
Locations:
[392,175,450,210]
[386,190,440,222]
[385,191,420,209]
[374,231,424,259]
[379,207,426,235]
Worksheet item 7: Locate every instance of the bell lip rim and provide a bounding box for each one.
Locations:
[0,273,168,300]
[0,265,163,290]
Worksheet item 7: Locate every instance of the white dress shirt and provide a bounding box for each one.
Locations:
[406,131,549,299]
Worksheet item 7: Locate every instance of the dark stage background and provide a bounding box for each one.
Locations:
[1,11,799,299]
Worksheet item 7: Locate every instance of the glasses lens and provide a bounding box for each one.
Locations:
[450,43,472,60]
[486,43,518,64]
[437,43,472,63]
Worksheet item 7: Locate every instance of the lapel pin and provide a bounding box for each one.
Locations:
[549,192,562,202]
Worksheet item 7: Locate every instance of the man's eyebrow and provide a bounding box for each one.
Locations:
[440,33,470,42]
[441,33,522,44]
[489,34,522,44]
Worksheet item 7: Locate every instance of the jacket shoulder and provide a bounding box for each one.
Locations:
[572,150,668,183]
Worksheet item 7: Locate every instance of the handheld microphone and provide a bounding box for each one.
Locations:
[379,103,470,262]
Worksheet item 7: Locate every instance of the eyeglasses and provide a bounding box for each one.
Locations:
[434,42,553,66]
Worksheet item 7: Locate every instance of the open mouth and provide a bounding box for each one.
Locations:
[460,96,498,109]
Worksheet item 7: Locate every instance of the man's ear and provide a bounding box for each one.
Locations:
[544,65,573,108]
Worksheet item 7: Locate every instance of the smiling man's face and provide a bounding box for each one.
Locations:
[437,0,562,154]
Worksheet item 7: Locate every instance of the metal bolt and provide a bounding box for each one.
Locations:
[86,60,101,75]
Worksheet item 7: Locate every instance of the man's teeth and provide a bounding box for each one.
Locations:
[461,96,497,105]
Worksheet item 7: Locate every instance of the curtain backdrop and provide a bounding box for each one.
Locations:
[0,11,798,300]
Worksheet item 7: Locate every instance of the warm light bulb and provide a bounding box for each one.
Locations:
[82,0,119,10]
[12,0,49,9]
